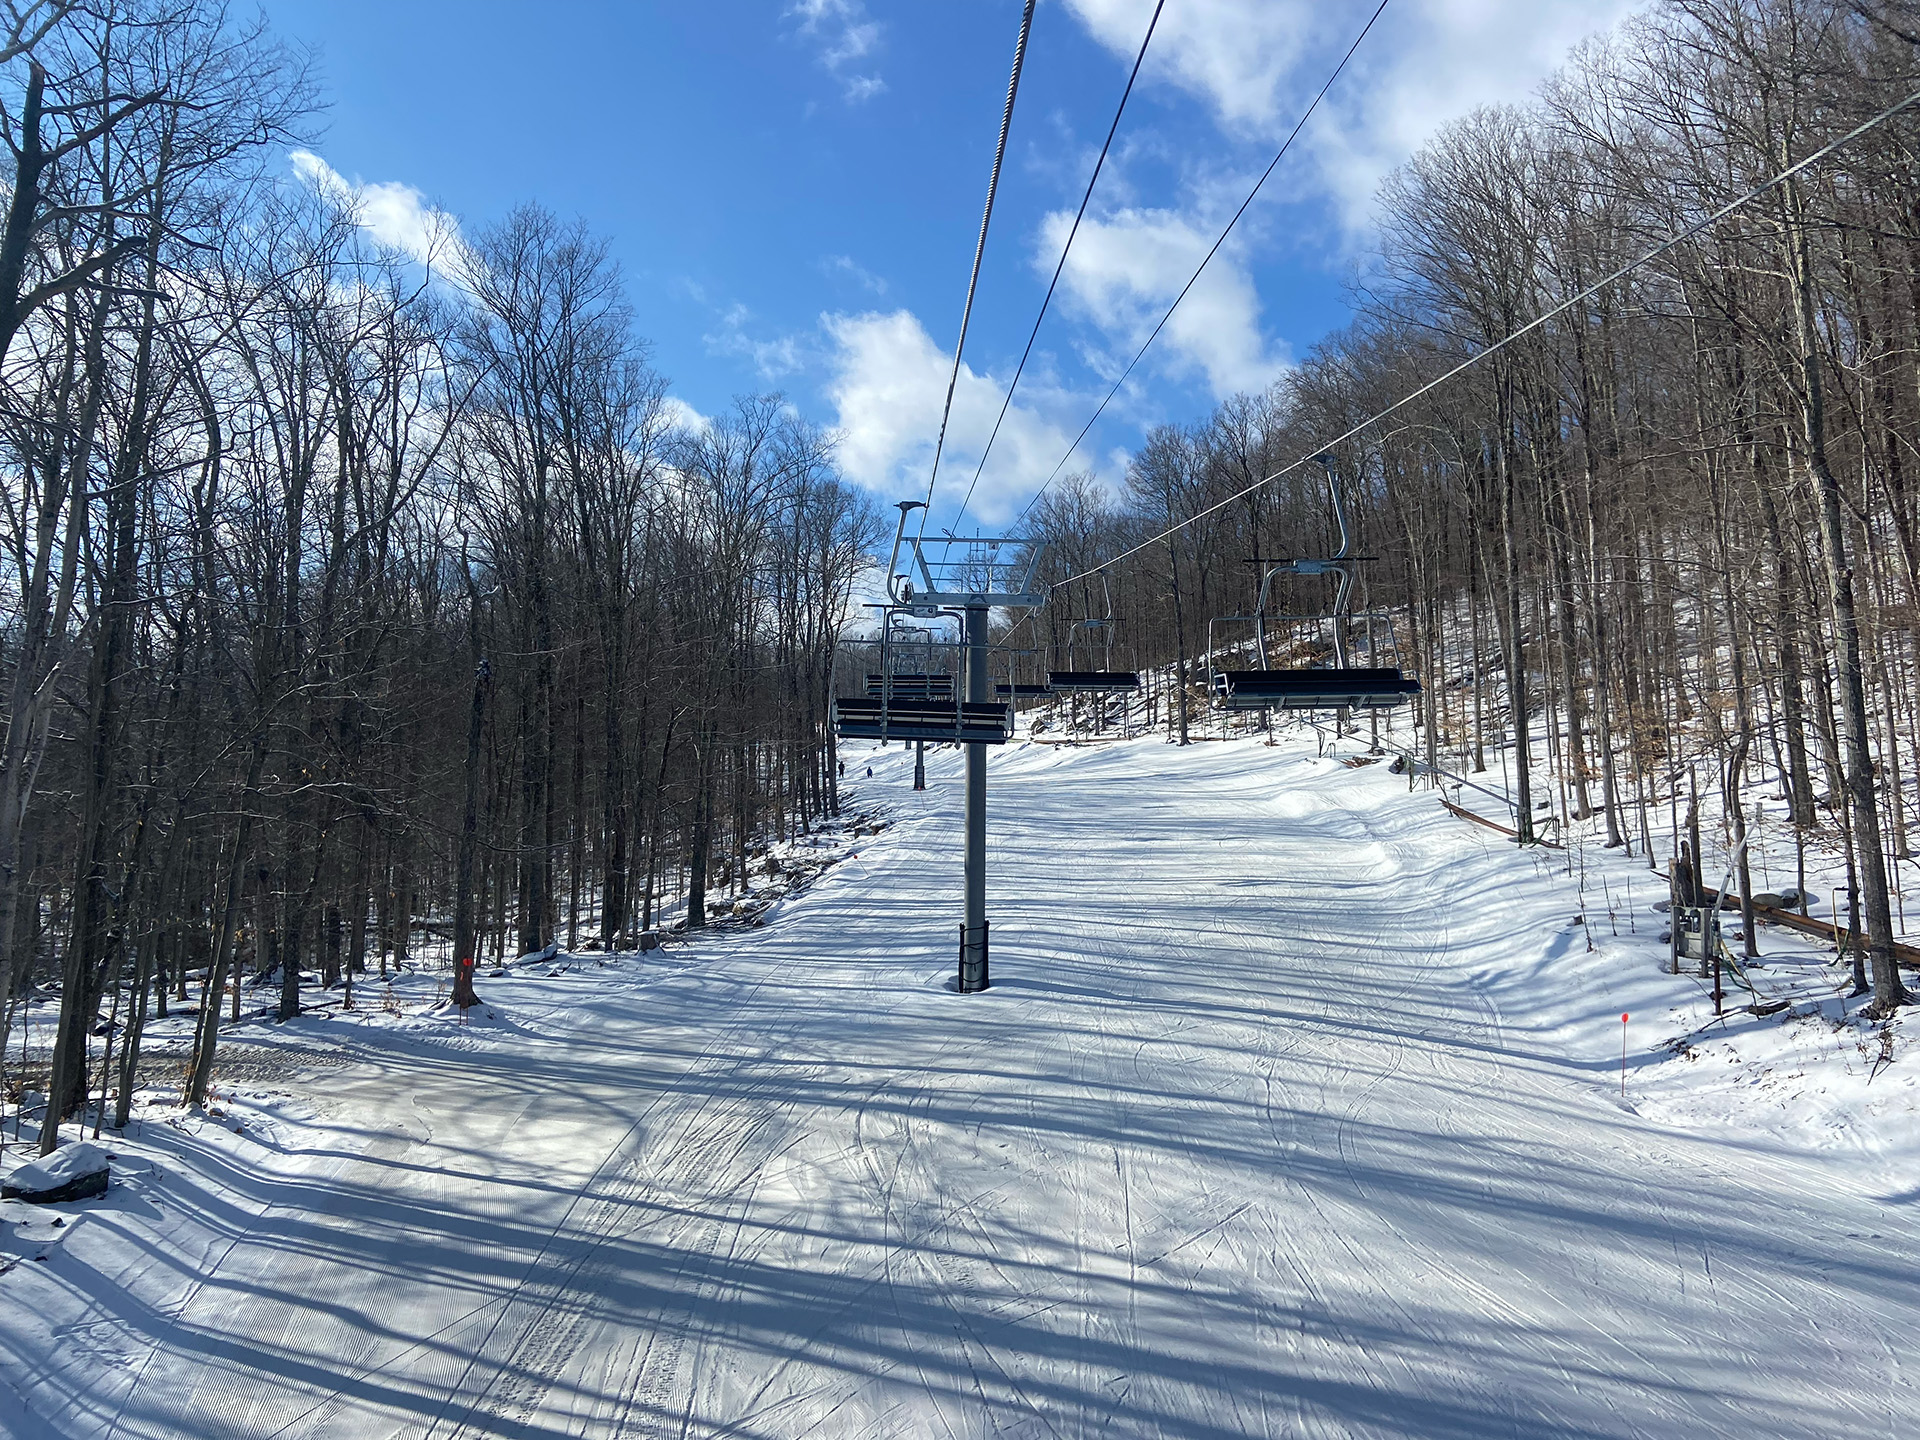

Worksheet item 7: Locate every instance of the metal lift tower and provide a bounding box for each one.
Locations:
[882,502,1044,992]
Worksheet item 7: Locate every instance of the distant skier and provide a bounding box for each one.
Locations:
[838,760,845,777]
[866,766,873,778]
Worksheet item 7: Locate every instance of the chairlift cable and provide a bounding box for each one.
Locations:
[1050,75,1920,590]
[917,0,1039,546]
[1014,0,1394,531]
[951,0,1167,534]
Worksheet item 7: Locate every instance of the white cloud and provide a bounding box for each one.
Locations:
[662,395,710,436]
[1316,0,1646,228]
[704,302,810,380]
[788,0,887,103]
[1043,205,1285,400]
[822,253,888,296]
[290,150,471,281]
[1063,0,1328,133]
[1062,0,1645,228]
[822,309,1084,525]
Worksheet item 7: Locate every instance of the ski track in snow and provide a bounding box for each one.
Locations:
[5,734,1920,1438]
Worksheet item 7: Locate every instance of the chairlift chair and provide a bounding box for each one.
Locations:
[1046,572,1139,692]
[868,673,955,699]
[995,650,1053,699]
[994,641,1052,700]
[833,695,1013,744]
[1207,454,1420,713]
[832,610,1013,745]
[865,620,955,699]
[862,623,956,787]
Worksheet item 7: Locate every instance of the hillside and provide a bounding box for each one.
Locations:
[4,732,1916,1437]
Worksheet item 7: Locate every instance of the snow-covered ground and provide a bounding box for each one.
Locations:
[4,732,1919,1437]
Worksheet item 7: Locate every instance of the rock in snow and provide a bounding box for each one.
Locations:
[2,1140,110,1204]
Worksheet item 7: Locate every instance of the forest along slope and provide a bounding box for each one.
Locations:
[4,734,1919,1439]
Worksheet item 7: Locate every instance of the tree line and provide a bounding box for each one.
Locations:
[1023,0,1920,1014]
[0,1,880,1152]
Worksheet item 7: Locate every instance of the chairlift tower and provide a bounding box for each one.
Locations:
[884,501,1045,992]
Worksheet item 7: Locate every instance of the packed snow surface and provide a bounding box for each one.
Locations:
[4,734,1919,1437]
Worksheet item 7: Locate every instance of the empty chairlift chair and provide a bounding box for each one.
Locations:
[833,694,1013,744]
[994,649,1052,700]
[833,619,1013,745]
[1210,666,1419,710]
[1206,453,1420,715]
[1046,668,1140,692]
[1046,573,1139,693]
[995,680,1054,698]
[866,672,954,700]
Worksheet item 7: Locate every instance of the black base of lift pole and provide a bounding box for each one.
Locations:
[957,920,990,992]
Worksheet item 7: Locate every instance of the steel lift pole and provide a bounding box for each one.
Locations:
[913,742,926,791]
[875,514,1039,992]
[960,600,990,990]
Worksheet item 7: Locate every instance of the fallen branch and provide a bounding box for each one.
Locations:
[1439,797,1566,850]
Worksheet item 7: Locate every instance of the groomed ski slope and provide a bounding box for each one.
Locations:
[6,734,1920,1438]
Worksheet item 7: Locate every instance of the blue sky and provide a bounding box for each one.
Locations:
[258,0,1639,530]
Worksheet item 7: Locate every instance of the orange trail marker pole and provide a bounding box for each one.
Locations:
[1620,1013,1629,1096]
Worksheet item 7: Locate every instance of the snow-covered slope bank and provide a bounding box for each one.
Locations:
[4,733,1918,1438]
